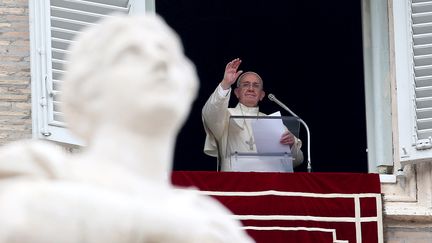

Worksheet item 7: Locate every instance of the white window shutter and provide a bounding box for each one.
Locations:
[412,1,432,145]
[395,0,432,165]
[31,0,153,146]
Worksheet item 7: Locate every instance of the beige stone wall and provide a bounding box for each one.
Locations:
[0,1,431,242]
[0,0,32,144]
[385,222,432,243]
[382,163,432,242]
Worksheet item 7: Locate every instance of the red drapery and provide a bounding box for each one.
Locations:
[172,171,382,243]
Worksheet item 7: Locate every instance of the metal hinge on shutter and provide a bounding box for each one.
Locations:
[40,75,52,137]
[416,137,432,149]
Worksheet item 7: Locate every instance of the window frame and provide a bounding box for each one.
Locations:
[30,0,155,146]
[362,0,395,174]
[368,0,432,181]
[30,0,422,177]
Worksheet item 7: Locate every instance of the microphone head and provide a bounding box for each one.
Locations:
[268,93,275,101]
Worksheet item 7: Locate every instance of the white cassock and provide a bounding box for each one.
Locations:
[202,84,304,171]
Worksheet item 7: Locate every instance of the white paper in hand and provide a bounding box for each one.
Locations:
[251,111,291,154]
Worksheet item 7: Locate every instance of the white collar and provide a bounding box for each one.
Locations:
[236,103,259,115]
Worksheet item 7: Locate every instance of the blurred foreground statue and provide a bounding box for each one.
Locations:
[0,14,253,243]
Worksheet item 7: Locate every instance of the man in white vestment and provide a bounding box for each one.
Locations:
[202,58,304,171]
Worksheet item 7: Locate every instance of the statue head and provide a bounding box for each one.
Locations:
[62,14,199,143]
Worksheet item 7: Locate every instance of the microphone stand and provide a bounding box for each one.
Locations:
[268,94,312,172]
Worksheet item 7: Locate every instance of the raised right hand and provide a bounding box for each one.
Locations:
[220,58,243,90]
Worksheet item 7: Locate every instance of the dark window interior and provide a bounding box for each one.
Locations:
[156,0,367,172]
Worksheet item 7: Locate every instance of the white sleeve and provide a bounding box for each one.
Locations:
[202,85,231,140]
[217,84,230,97]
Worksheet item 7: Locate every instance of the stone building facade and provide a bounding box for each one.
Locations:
[1,1,432,242]
[0,0,32,143]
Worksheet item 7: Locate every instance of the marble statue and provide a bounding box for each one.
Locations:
[0,14,254,243]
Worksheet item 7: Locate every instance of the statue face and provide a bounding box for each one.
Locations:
[62,15,198,141]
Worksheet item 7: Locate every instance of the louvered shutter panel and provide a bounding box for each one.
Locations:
[31,0,151,145]
[48,0,131,126]
[412,0,432,150]
[396,0,432,166]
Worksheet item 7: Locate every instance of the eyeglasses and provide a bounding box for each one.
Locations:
[239,82,262,89]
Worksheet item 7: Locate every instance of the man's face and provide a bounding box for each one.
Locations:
[234,72,265,107]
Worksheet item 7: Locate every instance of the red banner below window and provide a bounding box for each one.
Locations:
[172,171,383,243]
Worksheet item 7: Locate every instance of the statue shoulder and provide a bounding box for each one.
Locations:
[0,140,67,180]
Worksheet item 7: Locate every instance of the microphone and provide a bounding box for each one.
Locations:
[268,93,312,172]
